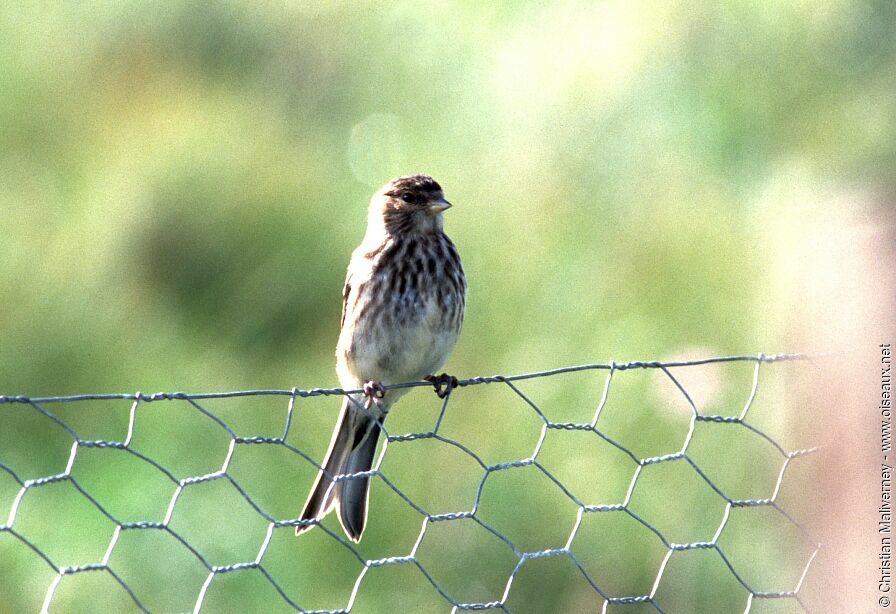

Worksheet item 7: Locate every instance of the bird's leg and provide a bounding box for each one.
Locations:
[425,373,459,399]
[362,380,387,408]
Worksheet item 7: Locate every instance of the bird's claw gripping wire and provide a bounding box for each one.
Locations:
[362,380,387,408]
[425,373,459,399]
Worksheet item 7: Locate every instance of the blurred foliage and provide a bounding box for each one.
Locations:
[1,0,892,611]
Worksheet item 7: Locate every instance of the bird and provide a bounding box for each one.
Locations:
[297,174,466,542]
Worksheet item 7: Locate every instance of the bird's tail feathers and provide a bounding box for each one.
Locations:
[335,418,380,541]
[297,396,382,542]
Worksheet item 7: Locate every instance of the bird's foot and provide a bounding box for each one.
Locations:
[425,373,459,399]
[362,380,387,407]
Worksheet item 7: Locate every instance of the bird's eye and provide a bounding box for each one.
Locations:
[401,192,420,204]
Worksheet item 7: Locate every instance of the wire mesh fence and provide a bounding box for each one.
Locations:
[0,354,820,612]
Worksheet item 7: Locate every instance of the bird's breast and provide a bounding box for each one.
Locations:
[336,234,464,389]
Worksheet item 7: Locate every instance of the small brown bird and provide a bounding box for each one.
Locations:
[297,174,466,542]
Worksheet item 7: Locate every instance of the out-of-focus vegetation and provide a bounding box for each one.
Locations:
[1,1,892,611]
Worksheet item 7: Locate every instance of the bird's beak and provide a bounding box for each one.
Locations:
[427,197,452,216]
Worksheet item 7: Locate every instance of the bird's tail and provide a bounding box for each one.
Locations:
[297,396,382,542]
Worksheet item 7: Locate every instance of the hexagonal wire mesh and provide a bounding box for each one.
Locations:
[0,354,819,612]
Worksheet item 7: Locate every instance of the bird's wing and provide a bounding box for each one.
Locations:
[340,270,352,329]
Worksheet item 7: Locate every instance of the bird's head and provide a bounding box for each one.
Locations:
[368,174,453,236]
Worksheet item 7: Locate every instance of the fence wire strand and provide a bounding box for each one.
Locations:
[0,353,821,613]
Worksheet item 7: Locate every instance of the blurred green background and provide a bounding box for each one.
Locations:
[1,1,892,612]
